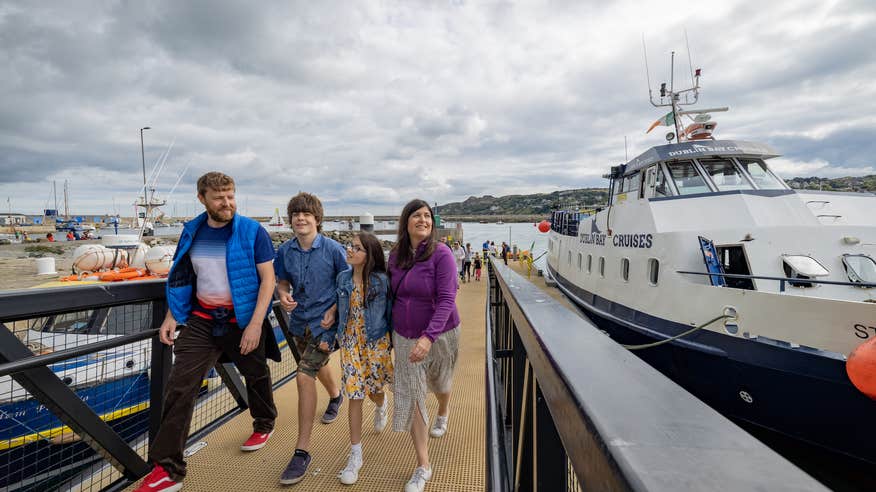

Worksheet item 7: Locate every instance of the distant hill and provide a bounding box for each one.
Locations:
[437,188,608,215]
[438,175,876,215]
[785,175,876,192]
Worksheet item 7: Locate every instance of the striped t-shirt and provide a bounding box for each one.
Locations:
[189,222,274,307]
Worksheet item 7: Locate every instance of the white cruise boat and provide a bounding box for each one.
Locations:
[546,67,876,465]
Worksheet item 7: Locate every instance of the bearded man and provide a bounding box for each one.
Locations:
[134,172,280,492]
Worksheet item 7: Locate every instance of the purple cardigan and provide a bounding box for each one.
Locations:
[388,241,460,342]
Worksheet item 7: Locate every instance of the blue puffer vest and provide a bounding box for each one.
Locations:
[335,270,393,343]
[166,212,264,328]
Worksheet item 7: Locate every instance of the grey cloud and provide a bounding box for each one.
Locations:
[768,128,876,169]
[1,0,874,216]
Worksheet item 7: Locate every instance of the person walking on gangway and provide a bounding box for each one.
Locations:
[333,232,394,485]
[389,199,461,492]
[133,172,280,492]
[275,192,350,486]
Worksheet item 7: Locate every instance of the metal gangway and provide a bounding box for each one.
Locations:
[0,259,825,491]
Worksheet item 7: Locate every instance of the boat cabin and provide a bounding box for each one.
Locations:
[609,140,788,200]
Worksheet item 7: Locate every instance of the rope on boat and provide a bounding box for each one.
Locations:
[621,314,733,351]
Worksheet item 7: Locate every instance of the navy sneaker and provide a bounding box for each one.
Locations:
[321,393,343,424]
[280,449,311,485]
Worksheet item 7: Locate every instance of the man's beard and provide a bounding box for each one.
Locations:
[207,206,234,223]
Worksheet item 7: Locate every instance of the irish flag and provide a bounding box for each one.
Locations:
[646,111,675,133]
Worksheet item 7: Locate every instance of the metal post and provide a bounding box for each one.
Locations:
[534,380,567,490]
[214,362,249,410]
[149,300,172,444]
[140,126,151,188]
[272,298,301,363]
[514,359,534,492]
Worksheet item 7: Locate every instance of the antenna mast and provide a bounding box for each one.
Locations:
[649,50,702,143]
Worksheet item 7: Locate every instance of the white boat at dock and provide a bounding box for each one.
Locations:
[547,62,876,465]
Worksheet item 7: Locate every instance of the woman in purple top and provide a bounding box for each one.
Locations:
[388,199,460,492]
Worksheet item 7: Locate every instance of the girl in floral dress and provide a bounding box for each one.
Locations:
[334,232,394,485]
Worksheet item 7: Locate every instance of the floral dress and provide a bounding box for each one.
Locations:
[340,285,393,399]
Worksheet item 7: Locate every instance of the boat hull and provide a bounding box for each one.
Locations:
[547,263,876,465]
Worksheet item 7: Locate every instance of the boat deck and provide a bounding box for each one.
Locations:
[127,271,488,491]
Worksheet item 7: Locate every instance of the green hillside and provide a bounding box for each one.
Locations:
[785,175,876,192]
[437,188,608,215]
[438,175,876,215]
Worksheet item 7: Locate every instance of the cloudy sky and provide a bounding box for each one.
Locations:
[1,0,874,216]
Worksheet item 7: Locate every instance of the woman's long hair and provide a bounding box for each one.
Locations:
[356,232,386,308]
[391,199,437,270]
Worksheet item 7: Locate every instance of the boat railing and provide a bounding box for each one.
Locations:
[0,282,300,492]
[677,270,876,292]
[550,210,581,237]
[485,257,827,491]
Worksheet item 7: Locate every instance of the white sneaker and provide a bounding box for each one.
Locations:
[373,402,388,433]
[429,415,448,438]
[338,451,363,485]
[404,466,432,492]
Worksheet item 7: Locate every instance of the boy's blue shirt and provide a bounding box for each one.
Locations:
[274,233,350,343]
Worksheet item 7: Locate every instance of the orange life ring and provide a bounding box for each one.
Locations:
[683,122,717,140]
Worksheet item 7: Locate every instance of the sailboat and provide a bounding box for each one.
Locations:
[131,189,166,236]
[267,208,285,227]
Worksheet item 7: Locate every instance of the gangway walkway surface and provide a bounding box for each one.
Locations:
[128,278,487,491]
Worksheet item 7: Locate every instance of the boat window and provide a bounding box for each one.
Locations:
[648,258,659,285]
[782,254,829,288]
[101,303,154,335]
[666,161,710,195]
[627,173,641,197]
[654,165,672,197]
[843,254,876,286]
[587,254,592,273]
[738,159,786,190]
[699,158,754,191]
[614,178,624,195]
[716,245,755,290]
[599,256,605,277]
[644,165,674,198]
[27,316,49,331]
[568,251,572,265]
[577,253,583,270]
[621,258,630,281]
[45,310,95,334]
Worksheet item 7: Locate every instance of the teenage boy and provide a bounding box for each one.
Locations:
[134,172,280,492]
[275,192,349,485]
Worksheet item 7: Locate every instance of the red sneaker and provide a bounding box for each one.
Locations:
[240,430,273,451]
[133,465,182,492]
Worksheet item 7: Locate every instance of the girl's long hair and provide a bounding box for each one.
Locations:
[356,232,386,307]
[391,199,437,270]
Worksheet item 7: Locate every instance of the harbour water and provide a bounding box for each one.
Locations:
[114,221,552,266]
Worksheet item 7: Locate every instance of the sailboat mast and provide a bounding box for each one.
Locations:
[64,180,69,218]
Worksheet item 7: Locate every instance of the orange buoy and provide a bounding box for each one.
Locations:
[537,220,550,233]
[847,337,876,400]
[99,268,147,282]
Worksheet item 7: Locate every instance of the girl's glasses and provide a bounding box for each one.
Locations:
[346,244,364,253]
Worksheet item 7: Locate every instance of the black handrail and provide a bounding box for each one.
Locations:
[0,280,166,322]
[0,328,159,378]
[677,270,876,291]
[486,258,827,491]
[484,281,510,492]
